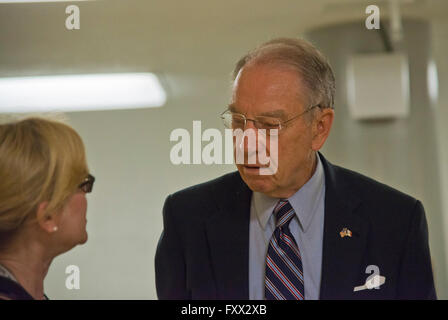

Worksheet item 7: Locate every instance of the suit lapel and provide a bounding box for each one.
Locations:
[205,173,252,299]
[319,153,368,299]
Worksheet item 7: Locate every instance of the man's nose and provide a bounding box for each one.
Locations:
[243,119,257,130]
[242,120,258,151]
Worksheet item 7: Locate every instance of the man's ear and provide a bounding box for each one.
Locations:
[36,202,59,234]
[311,108,334,151]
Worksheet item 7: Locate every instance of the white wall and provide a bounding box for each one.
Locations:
[432,19,448,297]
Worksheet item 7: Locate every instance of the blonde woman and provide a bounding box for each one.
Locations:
[0,117,95,300]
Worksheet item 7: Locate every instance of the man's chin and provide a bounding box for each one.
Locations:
[78,231,88,245]
[238,167,275,193]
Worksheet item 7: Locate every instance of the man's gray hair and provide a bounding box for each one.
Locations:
[233,38,335,110]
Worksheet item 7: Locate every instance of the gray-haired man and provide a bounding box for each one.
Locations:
[155,38,436,300]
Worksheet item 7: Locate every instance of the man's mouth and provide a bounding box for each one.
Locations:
[244,164,261,168]
[242,164,268,174]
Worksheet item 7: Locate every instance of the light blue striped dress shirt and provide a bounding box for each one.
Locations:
[249,153,326,300]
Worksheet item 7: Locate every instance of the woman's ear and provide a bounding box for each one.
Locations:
[36,202,59,233]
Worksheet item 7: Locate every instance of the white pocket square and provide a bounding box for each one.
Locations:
[353,275,386,292]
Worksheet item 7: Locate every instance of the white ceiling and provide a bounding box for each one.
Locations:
[0,0,446,78]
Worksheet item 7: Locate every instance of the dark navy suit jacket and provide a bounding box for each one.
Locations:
[155,153,436,299]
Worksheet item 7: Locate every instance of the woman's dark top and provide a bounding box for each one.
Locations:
[0,265,49,300]
[0,275,34,300]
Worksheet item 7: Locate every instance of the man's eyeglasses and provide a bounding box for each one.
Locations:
[78,174,95,193]
[220,104,321,135]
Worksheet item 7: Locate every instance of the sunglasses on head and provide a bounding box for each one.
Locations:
[78,174,95,193]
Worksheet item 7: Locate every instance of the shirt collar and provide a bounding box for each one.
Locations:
[252,152,325,232]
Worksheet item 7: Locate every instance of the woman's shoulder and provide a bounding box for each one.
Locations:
[0,275,34,300]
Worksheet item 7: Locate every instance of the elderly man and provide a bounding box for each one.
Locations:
[155,38,436,300]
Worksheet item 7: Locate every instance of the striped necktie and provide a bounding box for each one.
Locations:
[264,199,304,300]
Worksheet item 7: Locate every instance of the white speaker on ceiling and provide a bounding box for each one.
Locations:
[346,53,410,120]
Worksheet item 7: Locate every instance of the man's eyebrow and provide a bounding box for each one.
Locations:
[259,109,286,118]
[227,105,286,118]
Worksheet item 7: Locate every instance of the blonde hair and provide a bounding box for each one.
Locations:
[0,117,89,242]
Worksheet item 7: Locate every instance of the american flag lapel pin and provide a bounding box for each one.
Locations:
[339,227,352,238]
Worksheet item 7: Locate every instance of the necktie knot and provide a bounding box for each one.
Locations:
[274,200,295,228]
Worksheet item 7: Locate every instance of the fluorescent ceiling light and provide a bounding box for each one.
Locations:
[0,73,167,113]
[427,60,439,105]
